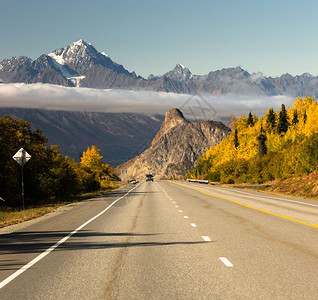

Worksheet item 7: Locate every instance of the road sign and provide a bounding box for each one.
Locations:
[13,148,31,166]
[12,148,31,209]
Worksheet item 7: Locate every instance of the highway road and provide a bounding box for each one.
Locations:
[0,180,318,299]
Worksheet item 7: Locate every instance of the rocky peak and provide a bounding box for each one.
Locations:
[208,66,250,79]
[151,108,188,146]
[279,73,294,79]
[175,63,186,70]
[48,39,100,66]
[147,74,159,80]
[69,39,98,58]
[73,39,90,47]
[118,108,230,180]
[46,39,131,80]
[163,63,193,82]
[299,72,314,78]
[0,56,32,72]
[165,108,187,123]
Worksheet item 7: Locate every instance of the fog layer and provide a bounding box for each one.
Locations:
[0,83,294,119]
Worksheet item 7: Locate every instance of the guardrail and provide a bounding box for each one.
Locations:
[187,179,209,184]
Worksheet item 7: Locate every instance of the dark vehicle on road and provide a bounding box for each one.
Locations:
[146,174,153,182]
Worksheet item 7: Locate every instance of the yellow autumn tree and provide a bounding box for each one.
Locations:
[194,97,318,183]
[80,145,104,173]
[80,145,120,186]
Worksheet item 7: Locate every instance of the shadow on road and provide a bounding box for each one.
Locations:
[86,190,159,203]
[0,230,210,270]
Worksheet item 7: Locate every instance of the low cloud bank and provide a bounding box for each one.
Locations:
[0,83,294,119]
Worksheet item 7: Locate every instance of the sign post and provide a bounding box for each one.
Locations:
[12,148,31,209]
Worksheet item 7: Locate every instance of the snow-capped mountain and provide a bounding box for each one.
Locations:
[0,39,138,88]
[48,40,130,76]
[46,39,136,88]
[1,39,318,97]
[163,63,195,82]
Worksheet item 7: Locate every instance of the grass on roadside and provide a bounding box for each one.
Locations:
[229,172,318,201]
[264,171,318,200]
[0,205,63,228]
[0,182,122,229]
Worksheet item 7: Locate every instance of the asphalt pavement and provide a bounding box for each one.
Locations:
[0,181,318,299]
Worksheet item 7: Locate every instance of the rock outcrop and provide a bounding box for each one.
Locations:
[117,108,230,180]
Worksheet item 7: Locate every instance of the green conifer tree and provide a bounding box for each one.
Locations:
[292,109,299,125]
[277,104,289,134]
[234,129,239,148]
[303,110,307,123]
[260,123,265,133]
[266,107,276,132]
[247,111,254,126]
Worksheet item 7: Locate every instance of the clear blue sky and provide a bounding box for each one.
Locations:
[1,0,317,77]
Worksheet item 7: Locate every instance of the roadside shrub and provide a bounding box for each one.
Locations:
[207,171,221,182]
[0,116,117,207]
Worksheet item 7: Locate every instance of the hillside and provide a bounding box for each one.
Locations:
[117,108,230,180]
[193,97,318,187]
[0,108,163,166]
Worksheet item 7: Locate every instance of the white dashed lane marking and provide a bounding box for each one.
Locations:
[219,257,233,267]
[159,182,235,269]
[202,236,211,242]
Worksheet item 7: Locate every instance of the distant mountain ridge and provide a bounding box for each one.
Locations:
[1,39,318,97]
[0,107,163,166]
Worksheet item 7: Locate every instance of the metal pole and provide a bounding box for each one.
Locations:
[21,163,24,210]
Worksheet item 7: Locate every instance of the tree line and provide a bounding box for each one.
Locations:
[0,115,120,207]
[191,97,318,184]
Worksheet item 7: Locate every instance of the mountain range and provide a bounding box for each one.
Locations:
[117,108,230,180]
[1,39,318,97]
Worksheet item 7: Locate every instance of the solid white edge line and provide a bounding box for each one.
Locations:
[191,223,197,227]
[202,236,211,242]
[219,257,233,267]
[0,182,141,290]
